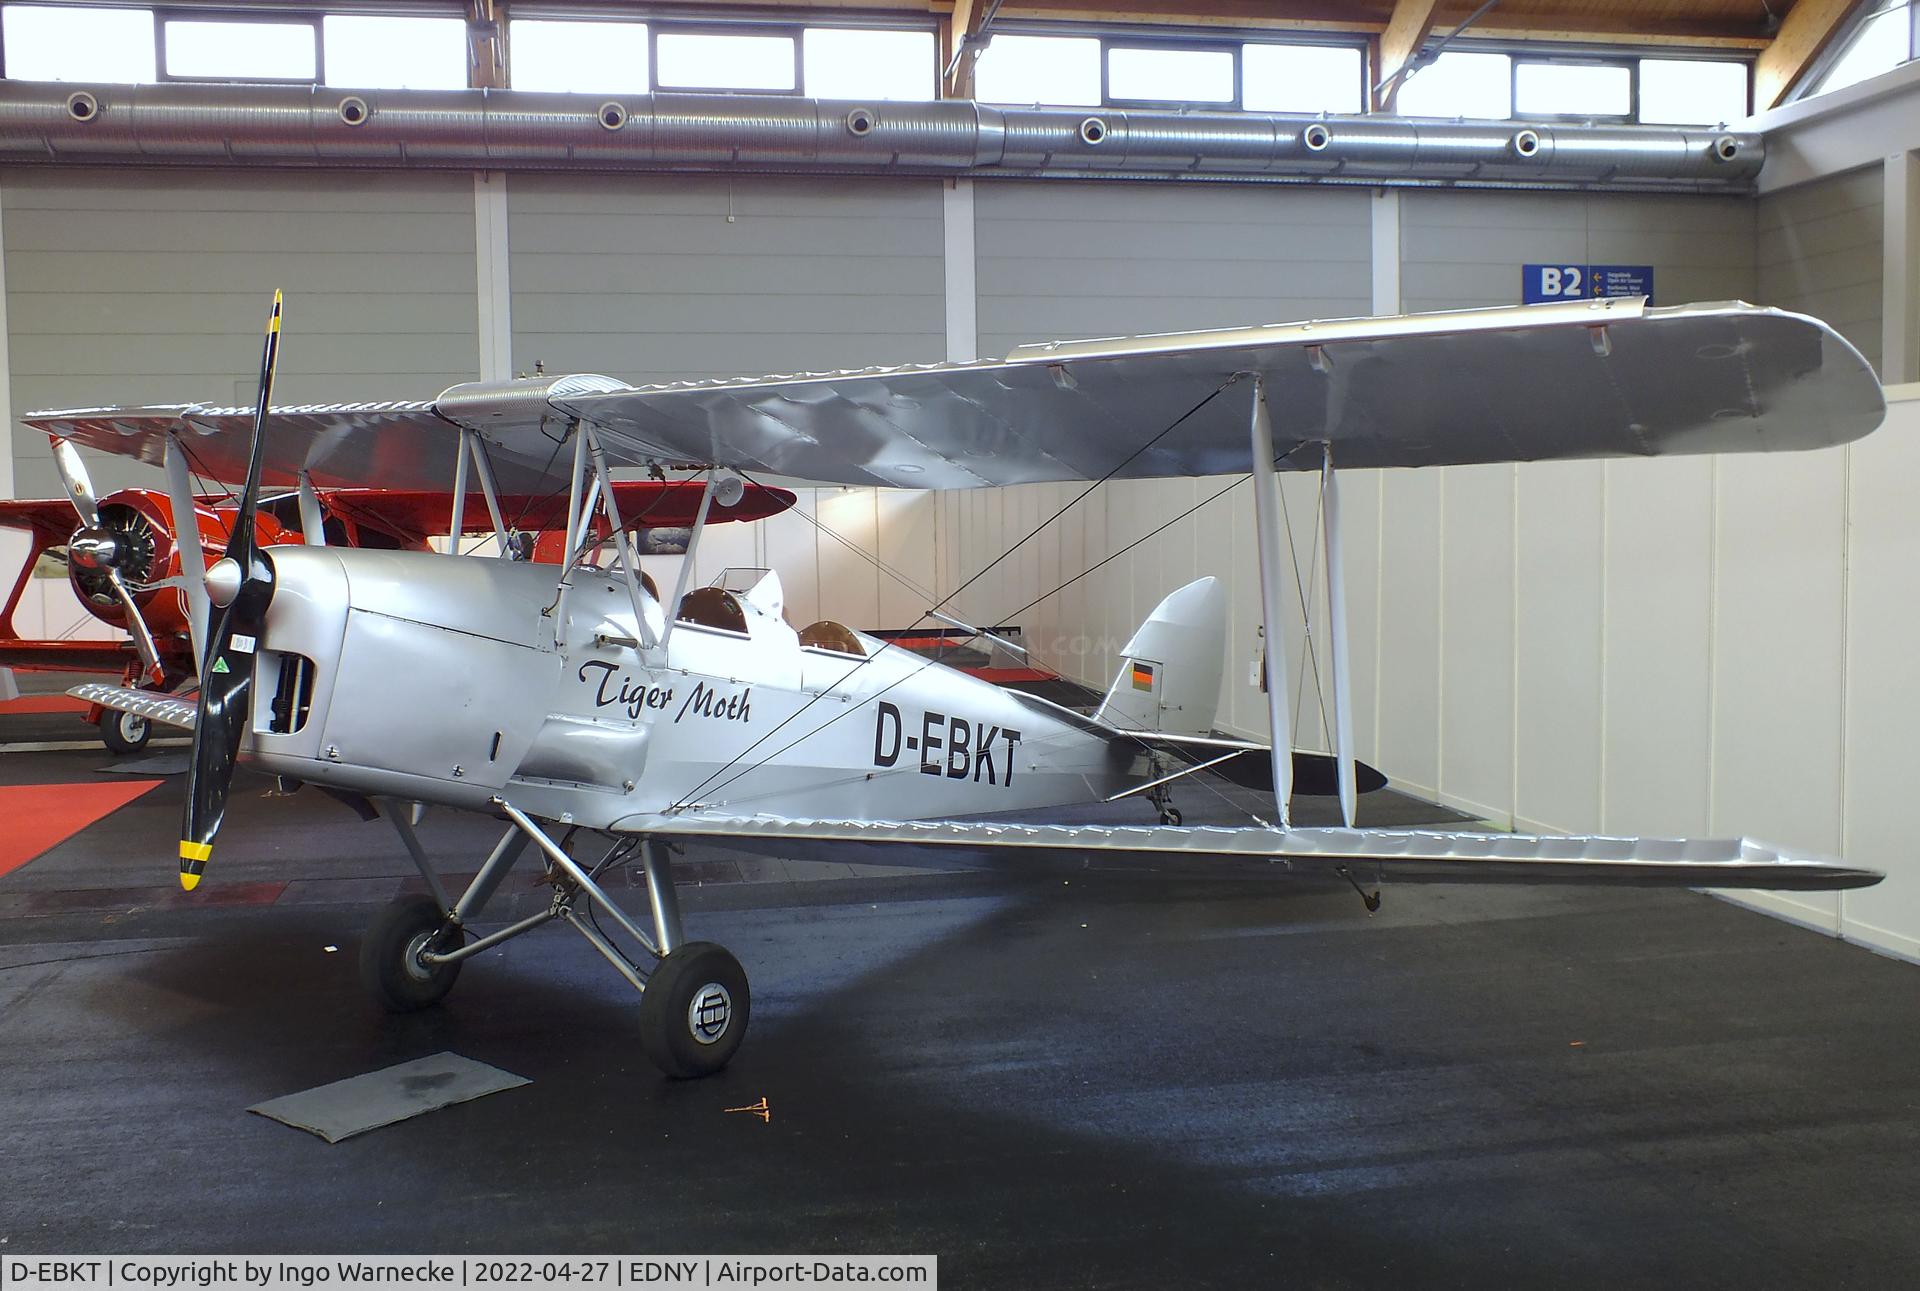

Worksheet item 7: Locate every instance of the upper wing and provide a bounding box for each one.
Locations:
[27,300,1884,492]
[643,814,1882,892]
[555,298,1885,488]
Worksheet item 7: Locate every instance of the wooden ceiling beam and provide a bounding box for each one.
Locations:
[1755,0,1869,108]
[1374,0,1443,110]
[945,0,987,99]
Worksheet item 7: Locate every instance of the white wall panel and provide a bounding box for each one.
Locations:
[814,488,882,634]
[1514,460,1604,834]
[1601,456,1715,838]
[1842,396,1920,960]
[876,489,938,630]
[1709,449,1847,932]
[1438,464,1515,823]
[762,489,821,629]
[1376,469,1442,797]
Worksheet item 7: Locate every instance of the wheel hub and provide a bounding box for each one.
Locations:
[688,982,732,1044]
[403,929,443,983]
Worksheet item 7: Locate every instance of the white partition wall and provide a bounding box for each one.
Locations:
[1383,392,1920,962]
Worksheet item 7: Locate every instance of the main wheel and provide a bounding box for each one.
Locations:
[637,941,750,1079]
[99,708,150,755]
[1159,805,1183,827]
[360,894,462,1012]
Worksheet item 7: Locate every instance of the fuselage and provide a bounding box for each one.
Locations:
[245,546,1141,830]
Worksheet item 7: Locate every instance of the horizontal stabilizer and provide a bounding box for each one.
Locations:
[640,814,1882,892]
[69,682,196,731]
[1286,750,1388,797]
[1114,730,1388,796]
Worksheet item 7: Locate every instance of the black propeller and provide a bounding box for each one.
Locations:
[180,290,282,891]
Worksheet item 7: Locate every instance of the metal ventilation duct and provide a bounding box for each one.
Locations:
[0,82,1762,191]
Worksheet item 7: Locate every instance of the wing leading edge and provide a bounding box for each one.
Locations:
[639,814,1882,892]
[26,299,1885,493]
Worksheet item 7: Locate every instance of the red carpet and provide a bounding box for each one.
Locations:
[0,695,90,715]
[0,780,165,877]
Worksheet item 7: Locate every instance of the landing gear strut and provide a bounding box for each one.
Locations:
[1146,771,1182,827]
[357,798,748,1079]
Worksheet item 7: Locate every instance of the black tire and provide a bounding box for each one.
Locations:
[99,708,151,755]
[360,895,462,1013]
[1159,805,1183,827]
[637,941,750,1079]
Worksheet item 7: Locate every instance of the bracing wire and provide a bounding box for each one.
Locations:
[665,375,1245,811]
[682,471,1263,822]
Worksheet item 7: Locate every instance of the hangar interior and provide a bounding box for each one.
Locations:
[5,0,1916,959]
[2,0,1920,1273]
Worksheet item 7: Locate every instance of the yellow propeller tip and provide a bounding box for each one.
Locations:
[179,872,200,892]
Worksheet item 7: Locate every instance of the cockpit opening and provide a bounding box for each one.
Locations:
[675,586,748,635]
[798,620,866,657]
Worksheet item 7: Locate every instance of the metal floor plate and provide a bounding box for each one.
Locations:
[248,1052,530,1143]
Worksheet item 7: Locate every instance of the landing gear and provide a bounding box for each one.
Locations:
[361,894,463,1011]
[1147,772,1182,827]
[99,708,150,754]
[637,942,750,1079]
[356,799,749,1079]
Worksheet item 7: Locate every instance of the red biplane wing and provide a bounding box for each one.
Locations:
[0,497,82,536]
[317,479,793,543]
[0,639,136,673]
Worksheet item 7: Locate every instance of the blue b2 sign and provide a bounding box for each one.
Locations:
[1523,264,1654,304]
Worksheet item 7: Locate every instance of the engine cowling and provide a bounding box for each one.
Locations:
[66,487,292,642]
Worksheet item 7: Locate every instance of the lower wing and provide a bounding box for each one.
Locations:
[67,682,197,731]
[640,814,1880,891]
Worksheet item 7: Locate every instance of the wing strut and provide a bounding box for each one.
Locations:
[162,434,211,670]
[1320,443,1357,827]
[447,429,512,555]
[296,471,326,545]
[583,424,659,650]
[659,469,716,655]
[1248,377,1295,827]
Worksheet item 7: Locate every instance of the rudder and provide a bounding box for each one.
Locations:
[1093,576,1225,736]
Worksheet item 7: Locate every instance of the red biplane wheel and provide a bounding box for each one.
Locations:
[99,708,151,755]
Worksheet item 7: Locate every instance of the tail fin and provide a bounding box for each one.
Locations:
[1093,577,1225,736]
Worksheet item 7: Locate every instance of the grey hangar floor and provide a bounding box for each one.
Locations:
[2,696,1918,1289]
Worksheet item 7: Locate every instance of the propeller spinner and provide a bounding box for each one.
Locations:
[180,290,282,891]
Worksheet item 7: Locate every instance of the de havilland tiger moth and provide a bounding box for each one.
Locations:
[30,291,1888,1079]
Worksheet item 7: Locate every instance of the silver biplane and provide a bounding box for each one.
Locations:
[32,292,1887,1079]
